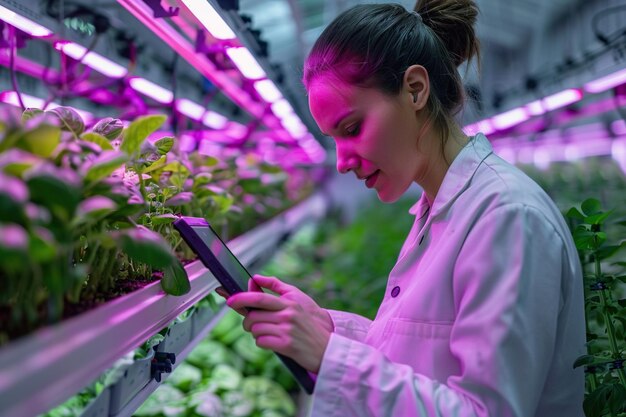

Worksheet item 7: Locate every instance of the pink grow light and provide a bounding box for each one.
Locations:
[253,79,282,103]
[54,41,128,79]
[203,111,228,129]
[129,77,173,104]
[180,0,235,40]
[0,5,52,37]
[463,119,496,136]
[584,67,626,93]
[0,91,93,123]
[491,107,530,130]
[271,99,293,119]
[225,47,266,80]
[176,98,204,120]
[281,114,307,138]
[542,88,582,111]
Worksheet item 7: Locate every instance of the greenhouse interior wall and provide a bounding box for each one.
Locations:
[0,0,625,416]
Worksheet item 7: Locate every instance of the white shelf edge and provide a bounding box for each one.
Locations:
[112,306,229,417]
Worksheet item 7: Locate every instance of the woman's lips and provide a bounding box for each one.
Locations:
[365,170,380,188]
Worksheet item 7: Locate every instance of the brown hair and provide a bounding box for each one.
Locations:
[303,1,480,156]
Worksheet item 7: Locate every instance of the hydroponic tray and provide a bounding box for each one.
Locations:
[0,192,328,417]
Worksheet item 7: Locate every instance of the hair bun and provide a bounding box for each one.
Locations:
[415,0,480,67]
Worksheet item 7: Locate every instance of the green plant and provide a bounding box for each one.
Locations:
[0,106,190,343]
[567,198,626,417]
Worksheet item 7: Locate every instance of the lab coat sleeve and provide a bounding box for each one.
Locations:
[310,203,566,417]
[326,309,372,342]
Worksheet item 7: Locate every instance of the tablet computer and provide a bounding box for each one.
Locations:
[173,216,315,394]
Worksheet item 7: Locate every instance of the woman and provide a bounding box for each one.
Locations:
[223,1,586,416]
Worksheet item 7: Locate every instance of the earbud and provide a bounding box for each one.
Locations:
[412,93,418,103]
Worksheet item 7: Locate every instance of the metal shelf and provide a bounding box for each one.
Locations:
[0,192,328,417]
[112,306,228,417]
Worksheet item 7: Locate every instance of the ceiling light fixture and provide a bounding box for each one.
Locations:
[0,5,52,37]
[54,41,128,79]
[180,0,236,40]
[226,47,266,80]
[584,68,626,93]
[129,77,173,104]
[253,79,282,103]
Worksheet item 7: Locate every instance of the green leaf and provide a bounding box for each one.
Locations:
[142,155,167,174]
[596,245,625,261]
[21,108,43,123]
[581,198,602,216]
[160,260,190,296]
[17,124,61,157]
[25,169,81,221]
[161,161,190,175]
[585,210,613,225]
[120,115,167,155]
[165,192,193,207]
[81,132,113,150]
[85,151,128,182]
[91,117,123,140]
[73,196,117,227]
[154,136,174,155]
[46,106,85,136]
[573,354,595,369]
[113,226,175,269]
[151,213,178,226]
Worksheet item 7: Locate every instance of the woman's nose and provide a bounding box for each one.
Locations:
[335,146,359,174]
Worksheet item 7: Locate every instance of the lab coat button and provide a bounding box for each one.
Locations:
[391,286,400,298]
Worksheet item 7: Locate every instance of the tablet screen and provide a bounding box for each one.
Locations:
[191,226,250,291]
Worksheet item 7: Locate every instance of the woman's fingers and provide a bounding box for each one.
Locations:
[248,277,262,292]
[227,291,286,312]
[242,309,289,331]
[251,274,295,295]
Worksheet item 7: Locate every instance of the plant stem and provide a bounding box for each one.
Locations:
[595,255,626,387]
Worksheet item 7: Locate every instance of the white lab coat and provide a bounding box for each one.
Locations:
[309,133,586,417]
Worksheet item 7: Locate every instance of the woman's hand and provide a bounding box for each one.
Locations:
[223,274,333,373]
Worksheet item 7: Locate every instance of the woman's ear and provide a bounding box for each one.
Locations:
[403,65,429,110]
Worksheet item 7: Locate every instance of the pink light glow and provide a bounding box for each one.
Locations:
[271,99,293,119]
[0,91,93,123]
[54,41,127,79]
[129,77,173,103]
[226,47,266,80]
[526,99,545,116]
[282,114,308,138]
[180,0,235,40]
[542,88,582,111]
[0,5,52,37]
[491,107,530,130]
[203,111,228,129]
[463,119,496,136]
[584,67,626,93]
[612,138,626,175]
[611,120,626,135]
[176,99,204,120]
[253,79,282,103]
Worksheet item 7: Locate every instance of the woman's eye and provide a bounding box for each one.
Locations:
[346,124,360,136]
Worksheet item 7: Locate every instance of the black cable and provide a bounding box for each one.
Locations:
[591,5,626,46]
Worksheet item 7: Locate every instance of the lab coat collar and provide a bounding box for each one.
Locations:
[408,133,492,218]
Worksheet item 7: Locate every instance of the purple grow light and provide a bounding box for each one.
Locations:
[180,0,236,40]
[0,5,52,37]
[0,90,93,123]
[491,107,530,130]
[253,79,282,103]
[584,67,626,93]
[226,47,266,80]
[54,41,128,79]
[129,77,173,104]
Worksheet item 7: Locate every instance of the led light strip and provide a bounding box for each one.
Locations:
[0,5,52,37]
[0,90,94,123]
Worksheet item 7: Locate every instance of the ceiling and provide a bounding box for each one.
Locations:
[237,0,617,128]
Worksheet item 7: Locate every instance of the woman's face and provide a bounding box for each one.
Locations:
[308,75,426,203]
